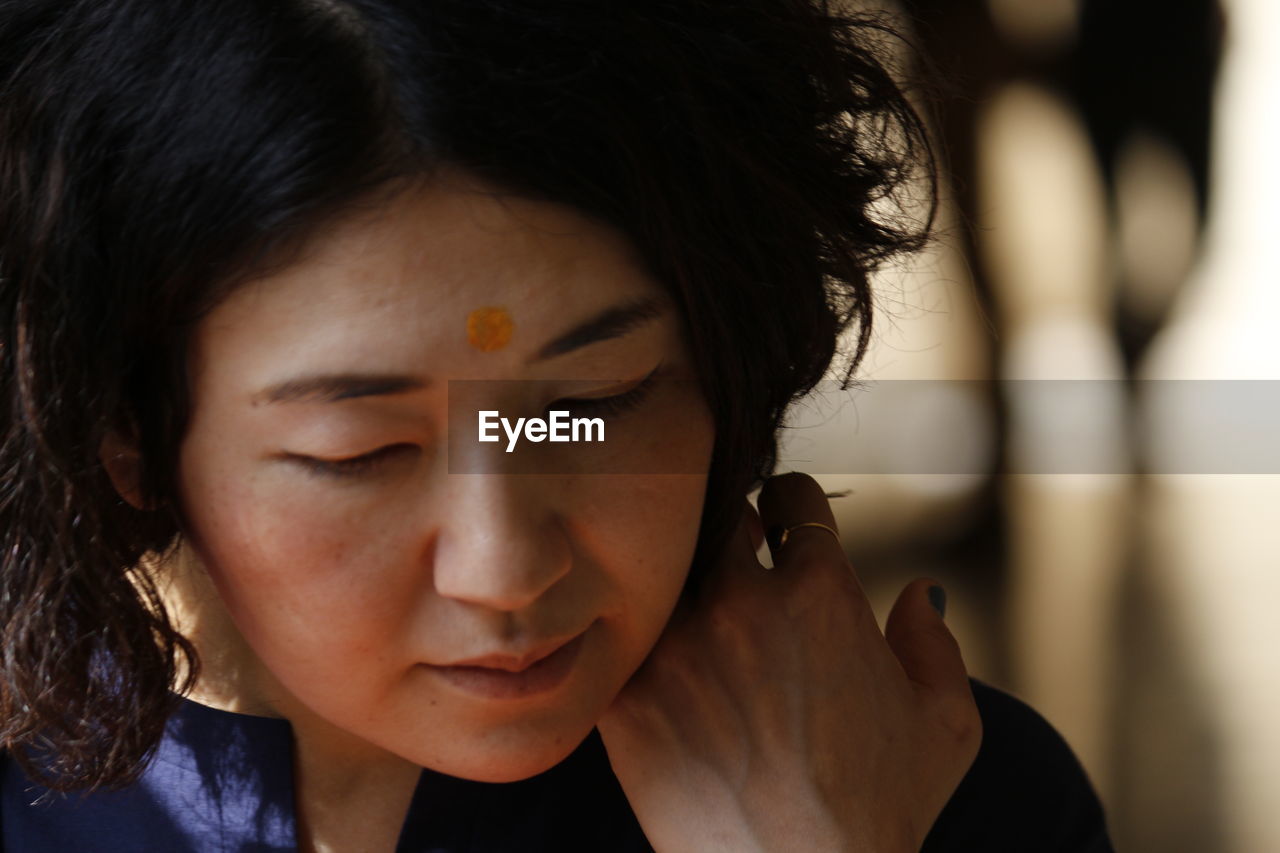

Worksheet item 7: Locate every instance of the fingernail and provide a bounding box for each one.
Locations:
[927,585,947,618]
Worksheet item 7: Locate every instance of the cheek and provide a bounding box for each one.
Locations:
[580,473,709,627]
[598,401,714,600]
[178,464,416,669]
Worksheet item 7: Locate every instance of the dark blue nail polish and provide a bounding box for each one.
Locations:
[928,585,947,618]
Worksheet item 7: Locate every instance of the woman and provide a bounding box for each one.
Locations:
[0,1,1113,850]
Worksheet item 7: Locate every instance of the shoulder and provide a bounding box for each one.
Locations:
[923,678,1115,853]
[1,697,297,852]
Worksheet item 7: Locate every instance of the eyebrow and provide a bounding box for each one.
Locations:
[528,295,665,363]
[254,295,667,405]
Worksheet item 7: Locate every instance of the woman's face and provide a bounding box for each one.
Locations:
[174,176,715,781]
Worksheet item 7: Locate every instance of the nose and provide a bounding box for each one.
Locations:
[431,473,572,611]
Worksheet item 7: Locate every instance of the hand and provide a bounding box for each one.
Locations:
[596,472,982,853]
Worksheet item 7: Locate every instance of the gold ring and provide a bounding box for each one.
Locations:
[766,521,841,551]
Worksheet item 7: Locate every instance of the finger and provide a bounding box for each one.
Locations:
[883,579,970,699]
[755,472,848,573]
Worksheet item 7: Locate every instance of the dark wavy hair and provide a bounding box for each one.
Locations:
[0,0,933,792]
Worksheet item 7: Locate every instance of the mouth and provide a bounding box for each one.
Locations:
[425,628,590,700]
[443,632,582,673]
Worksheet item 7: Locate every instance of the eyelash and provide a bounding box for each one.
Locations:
[291,444,416,479]
[551,365,661,419]
[294,366,662,479]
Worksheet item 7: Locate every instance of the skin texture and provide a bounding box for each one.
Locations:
[141,175,715,849]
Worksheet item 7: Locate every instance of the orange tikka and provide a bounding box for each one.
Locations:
[466,305,514,352]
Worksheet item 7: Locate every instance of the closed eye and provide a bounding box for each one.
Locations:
[287,365,664,478]
[287,443,419,479]
[552,364,662,418]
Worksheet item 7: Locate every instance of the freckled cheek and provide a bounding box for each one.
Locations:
[577,475,707,601]
[602,386,712,527]
[187,477,415,651]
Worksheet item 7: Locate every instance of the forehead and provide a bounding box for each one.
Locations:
[188,179,670,385]
[243,179,652,314]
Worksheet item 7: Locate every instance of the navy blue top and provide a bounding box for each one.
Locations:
[2,679,1114,851]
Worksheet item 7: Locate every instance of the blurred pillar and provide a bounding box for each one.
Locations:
[976,81,1130,801]
[1138,0,1280,850]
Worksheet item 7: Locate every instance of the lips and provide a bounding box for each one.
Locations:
[444,634,580,673]
[427,630,588,700]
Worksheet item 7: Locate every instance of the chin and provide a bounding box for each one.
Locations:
[433,725,596,783]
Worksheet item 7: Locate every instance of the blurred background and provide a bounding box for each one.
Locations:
[769,1,1279,850]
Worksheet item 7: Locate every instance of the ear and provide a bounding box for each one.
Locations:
[100,427,148,510]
